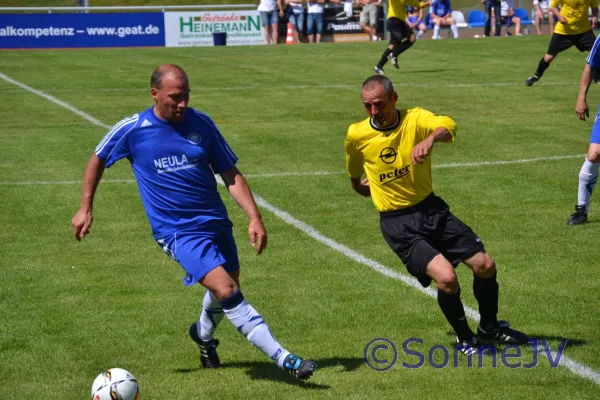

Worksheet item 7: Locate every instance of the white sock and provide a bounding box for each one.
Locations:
[416,30,424,39]
[578,158,599,211]
[221,290,291,368]
[451,24,459,38]
[433,26,440,38]
[197,290,224,341]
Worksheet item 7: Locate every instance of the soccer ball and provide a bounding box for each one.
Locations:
[91,368,139,400]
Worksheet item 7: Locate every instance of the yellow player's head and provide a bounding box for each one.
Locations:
[361,75,398,128]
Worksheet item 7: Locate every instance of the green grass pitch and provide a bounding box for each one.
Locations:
[1,36,600,399]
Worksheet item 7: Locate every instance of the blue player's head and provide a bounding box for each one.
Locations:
[151,64,190,123]
[361,75,398,128]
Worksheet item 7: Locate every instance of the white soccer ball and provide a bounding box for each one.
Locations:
[91,368,139,400]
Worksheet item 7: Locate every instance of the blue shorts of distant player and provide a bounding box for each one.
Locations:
[156,222,240,286]
[591,106,600,144]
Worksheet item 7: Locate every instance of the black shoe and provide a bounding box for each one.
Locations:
[455,335,480,356]
[387,53,399,69]
[567,205,588,225]
[373,66,384,76]
[189,322,220,368]
[283,354,318,380]
[477,320,529,345]
[525,75,539,86]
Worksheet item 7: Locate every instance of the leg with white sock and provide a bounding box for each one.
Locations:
[568,142,600,225]
[433,24,440,39]
[197,290,224,342]
[451,24,459,38]
[196,266,318,379]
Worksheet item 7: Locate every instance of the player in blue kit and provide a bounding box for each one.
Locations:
[71,64,318,380]
[570,37,600,225]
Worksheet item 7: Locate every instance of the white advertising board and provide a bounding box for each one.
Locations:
[164,11,265,47]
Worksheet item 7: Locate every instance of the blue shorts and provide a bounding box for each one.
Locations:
[592,106,600,144]
[307,13,323,35]
[260,10,279,26]
[156,223,240,286]
[288,11,305,32]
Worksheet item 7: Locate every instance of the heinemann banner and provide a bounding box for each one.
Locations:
[0,13,165,49]
[164,11,264,47]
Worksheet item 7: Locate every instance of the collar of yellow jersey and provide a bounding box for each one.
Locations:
[370,110,401,132]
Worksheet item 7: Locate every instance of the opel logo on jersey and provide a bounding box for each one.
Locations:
[379,147,397,164]
[187,132,201,145]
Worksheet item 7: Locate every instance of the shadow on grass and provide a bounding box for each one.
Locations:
[175,357,365,388]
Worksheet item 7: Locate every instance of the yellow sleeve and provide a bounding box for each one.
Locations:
[592,0,599,9]
[344,124,365,178]
[549,0,562,9]
[415,109,457,142]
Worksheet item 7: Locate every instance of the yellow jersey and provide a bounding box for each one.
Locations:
[345,107,456,212]
[387,0,429,20]
[550,0,598,35]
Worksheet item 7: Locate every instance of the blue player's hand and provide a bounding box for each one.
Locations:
[249,217,267,255]
[72,209,93,241]
[576,99,589,121]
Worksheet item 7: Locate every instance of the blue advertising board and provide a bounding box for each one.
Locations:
[0,13,165,48]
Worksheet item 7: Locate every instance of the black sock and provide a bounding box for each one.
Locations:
[392,40,413,57]
[376,49,392,69]
[535,58,550,78]
[473,272,499,329]
[437,288,473,340]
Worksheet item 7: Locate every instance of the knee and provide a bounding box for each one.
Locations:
[473,255,496,278]
[587,150,600,163]
[211,280,239,300]
[436,272,459,294]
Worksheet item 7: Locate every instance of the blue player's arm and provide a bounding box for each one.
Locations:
[72,153,105,240]
[220,167,267,256]
[576,64,595,121]
[72,114,137,241]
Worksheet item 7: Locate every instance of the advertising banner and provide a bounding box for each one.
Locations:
[164,11,264,47]
[0,13,165,49]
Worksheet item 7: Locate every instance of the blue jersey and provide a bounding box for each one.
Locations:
[430,0,452,17]
[587,35,600,68]
[95,106,238,238]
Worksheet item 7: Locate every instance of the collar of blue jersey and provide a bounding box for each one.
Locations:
[370,110,400,132]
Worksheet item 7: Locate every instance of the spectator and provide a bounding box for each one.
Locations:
[258,0,285,44]
[533,0,554,35]
[358,0,383,41]
[492,0,521,36]
[482,0,502,37]
[407,5,428,39]
[306,0,325,43]
[285,0,305,43]
[430,0,459,39]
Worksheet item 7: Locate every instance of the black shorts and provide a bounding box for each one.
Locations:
[387,17,413,46]
[379,193,485,287]
[547,30,596,56]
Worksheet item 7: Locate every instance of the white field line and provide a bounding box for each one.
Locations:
[0,154,585,185]
[4,72,599,386]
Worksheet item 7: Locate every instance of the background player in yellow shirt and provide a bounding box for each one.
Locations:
[525,0,598,86]
[373,0,431,75]
[345,75,528,353]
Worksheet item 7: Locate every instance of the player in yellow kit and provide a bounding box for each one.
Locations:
[345,75,529,353]
[373,0,431,75]
[525,0,598,86]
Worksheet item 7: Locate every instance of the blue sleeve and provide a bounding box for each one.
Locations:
[95,114,139,168]
[195,112,238,174]
[588,36,600,69]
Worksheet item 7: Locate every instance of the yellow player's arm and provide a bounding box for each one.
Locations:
[549,0,565,22]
